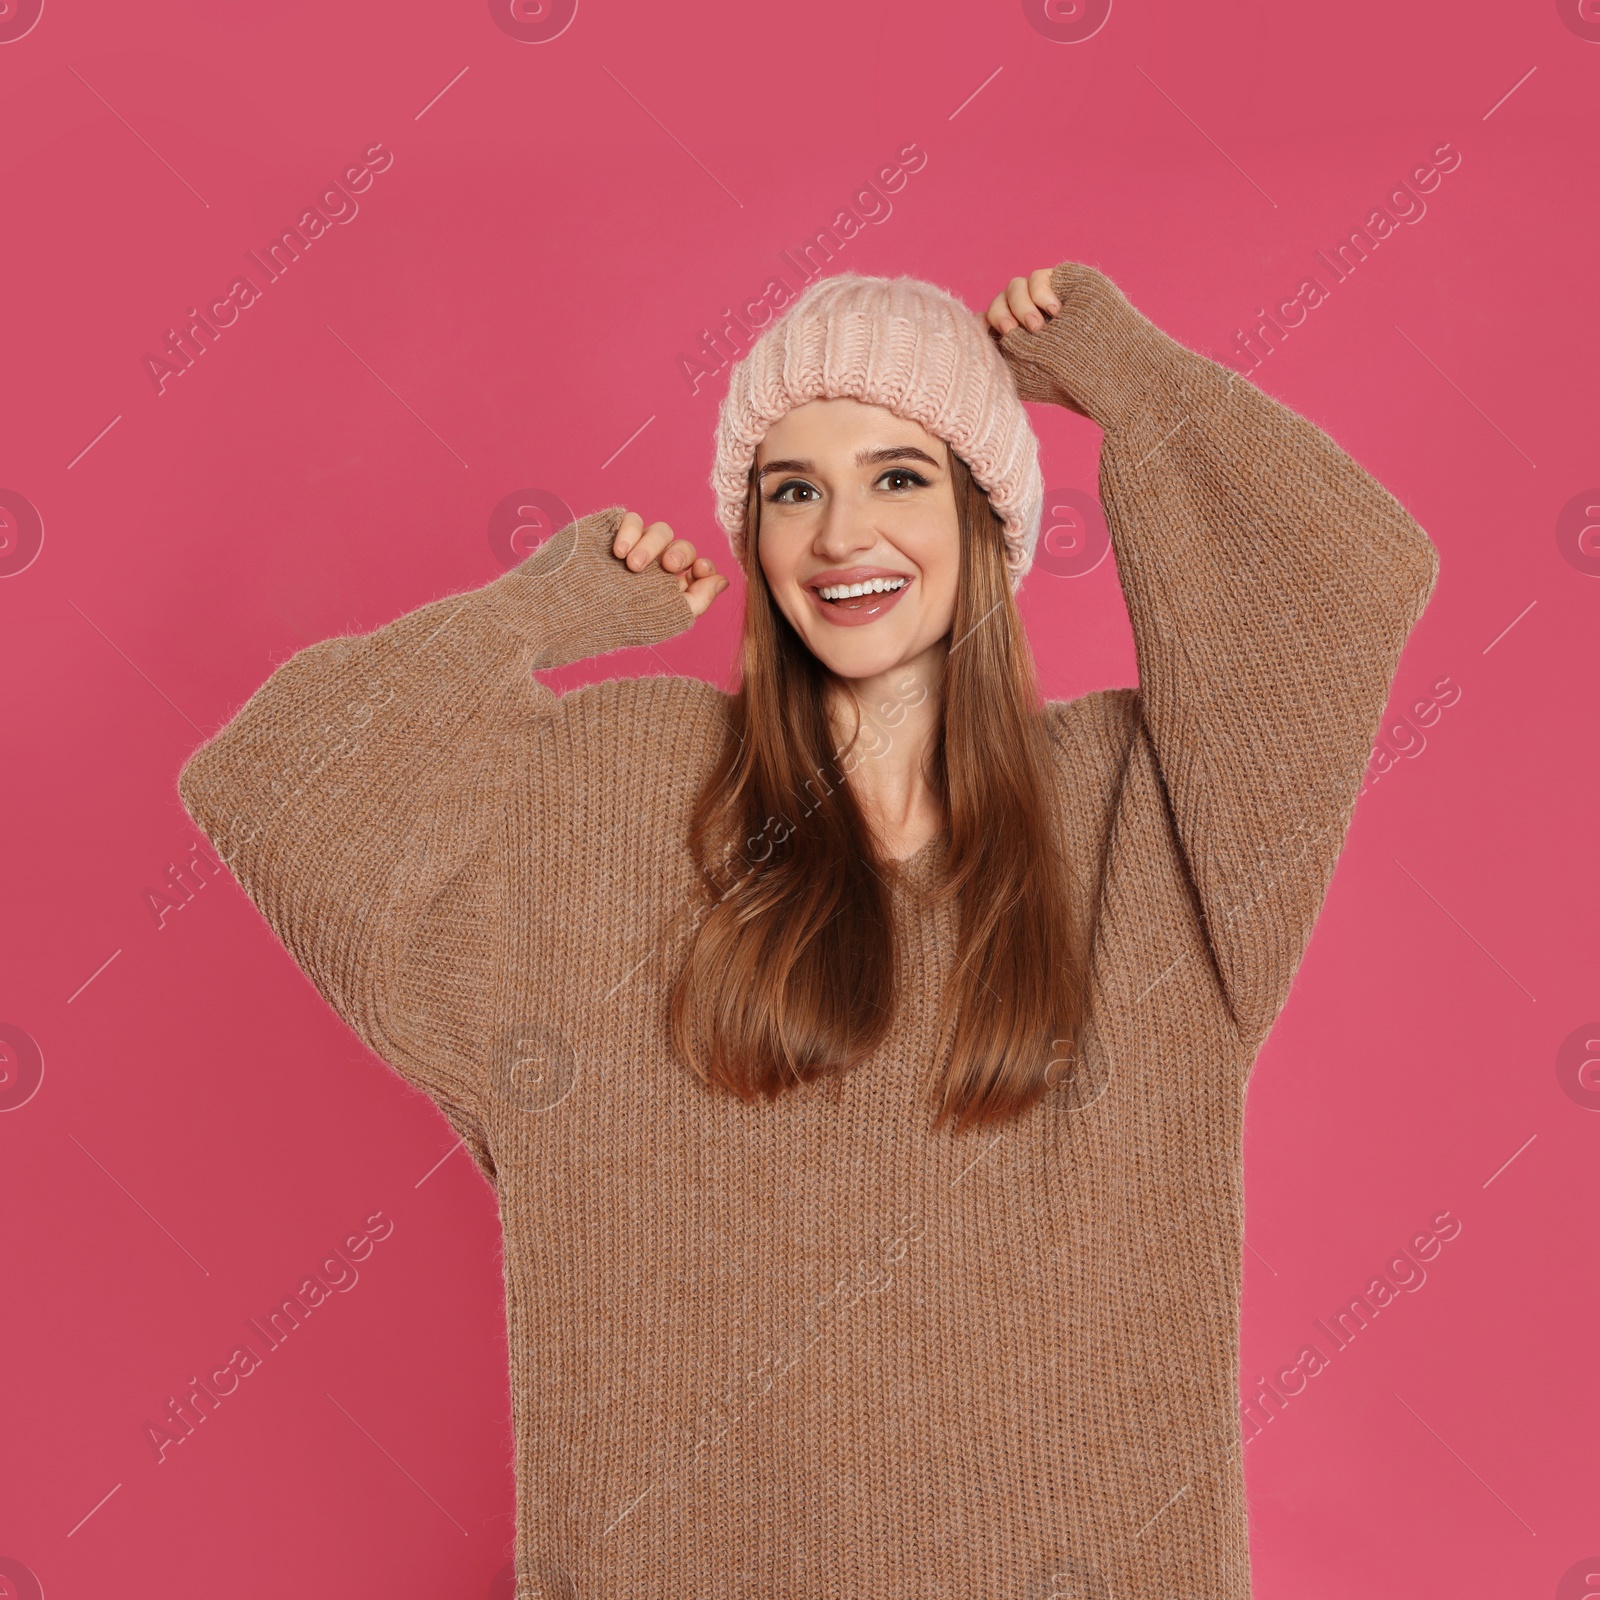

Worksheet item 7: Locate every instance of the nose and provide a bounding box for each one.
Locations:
[812,487,880,562]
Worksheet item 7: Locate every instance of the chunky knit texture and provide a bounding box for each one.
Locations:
[711,271,1046,591]
[176,261,1438,1600]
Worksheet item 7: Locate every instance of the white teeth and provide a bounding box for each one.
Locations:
[817,576,908,601]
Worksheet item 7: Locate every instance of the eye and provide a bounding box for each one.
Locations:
[763,466,928,502]
[764,477,820,505]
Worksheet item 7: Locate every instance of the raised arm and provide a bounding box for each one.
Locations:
[176,507,715,1124]
[996,263,1439,1049]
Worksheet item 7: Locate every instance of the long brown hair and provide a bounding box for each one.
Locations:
[666,449,1089,1134]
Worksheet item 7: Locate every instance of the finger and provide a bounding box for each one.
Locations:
[1006,276,1044,332]
[683,572,730,617]
[659,537,698,573]
[612,510,644,559]
[624,519,675,570]
[985,289,1020,337]
[1028,267,1061,315]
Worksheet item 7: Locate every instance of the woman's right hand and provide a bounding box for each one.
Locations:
[611,512,730,619]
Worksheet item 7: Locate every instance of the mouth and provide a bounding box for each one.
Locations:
[804,569,913,626]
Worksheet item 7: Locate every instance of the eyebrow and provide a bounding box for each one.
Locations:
[755,444,944,481]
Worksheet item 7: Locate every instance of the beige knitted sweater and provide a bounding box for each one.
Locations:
[177,261,1438,1599]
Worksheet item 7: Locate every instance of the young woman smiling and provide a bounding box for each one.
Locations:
[178,260,1438,1599]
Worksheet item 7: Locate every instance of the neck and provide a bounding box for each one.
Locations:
[824,639,947,858]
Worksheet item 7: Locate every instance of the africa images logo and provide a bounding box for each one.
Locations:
[1555,489,1600,576]
[0,488,44,578]
[142,1213,395,1463]
[141,143,395,396]
[488,487,575,571]
[1555,1023,1600,1111]
[487,0,578,42]
[0,0,44,45]
[0,1022,45,1113]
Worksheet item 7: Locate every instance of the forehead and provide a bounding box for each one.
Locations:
[755,396,945,464]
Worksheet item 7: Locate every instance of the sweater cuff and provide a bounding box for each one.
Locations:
[999,262,1208,437]
[479,504,696,670]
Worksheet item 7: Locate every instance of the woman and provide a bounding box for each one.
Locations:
[178,260,1437,1599]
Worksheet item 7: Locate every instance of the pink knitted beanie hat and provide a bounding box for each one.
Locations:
[710,272,1045,593]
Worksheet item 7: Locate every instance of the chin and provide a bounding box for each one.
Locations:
[805,630,918,680]
[815,651,901,682]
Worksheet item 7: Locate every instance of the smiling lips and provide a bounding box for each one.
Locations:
[805,565,914,627]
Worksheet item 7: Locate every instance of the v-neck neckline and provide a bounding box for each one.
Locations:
[887,829,949,893]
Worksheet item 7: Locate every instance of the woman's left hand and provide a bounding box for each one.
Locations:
[984,270,1061,338]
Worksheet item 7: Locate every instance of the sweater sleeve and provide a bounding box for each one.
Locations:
[176,505,695,1121]
[1001,262,1440,1049]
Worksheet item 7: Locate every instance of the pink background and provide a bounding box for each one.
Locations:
[2,1,1596,1595]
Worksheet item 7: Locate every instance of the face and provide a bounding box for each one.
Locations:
[754,397,960,683]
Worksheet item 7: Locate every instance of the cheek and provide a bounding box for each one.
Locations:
[756,522,798,591]
[913,529,962,631]
[755,520,815,622]
[897,510,961,590]
[920,572,960,637]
